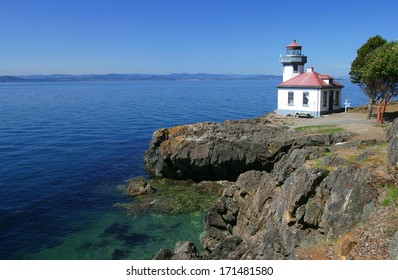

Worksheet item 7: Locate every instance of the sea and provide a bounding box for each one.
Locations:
[0,79,367,260]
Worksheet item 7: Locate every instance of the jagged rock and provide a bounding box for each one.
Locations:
[125,177,156,196]
[319,155,348,167]
[144,118,351,181]
[171,241,199,260]
[388,118,398,166]
[153,242,200,260]
[152,248,173,260]
[321,165,376,237]
[201,184,238,251]
[201,163,377,259]
[204,236,243,260]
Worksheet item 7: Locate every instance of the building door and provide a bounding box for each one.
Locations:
[329,91,334,111]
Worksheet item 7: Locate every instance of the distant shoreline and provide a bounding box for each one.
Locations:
[0,73,282,83]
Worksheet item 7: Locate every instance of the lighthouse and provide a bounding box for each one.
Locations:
[280,40,307,82]
[276,40,343,117]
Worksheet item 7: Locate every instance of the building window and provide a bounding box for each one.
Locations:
[288,91,294,106]
[323,91,327,107]
[303,92,309,107]
[334,91,340,106]
[293,65,298,73]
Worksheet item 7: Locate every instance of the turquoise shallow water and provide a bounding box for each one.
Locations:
[0,79,365,259]
[26,210,206,260]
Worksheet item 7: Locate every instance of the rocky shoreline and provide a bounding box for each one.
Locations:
[142,114,398,260]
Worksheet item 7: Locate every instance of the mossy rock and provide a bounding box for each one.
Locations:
[116,178,228,216]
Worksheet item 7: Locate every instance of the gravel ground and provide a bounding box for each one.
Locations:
[282,112,388,141]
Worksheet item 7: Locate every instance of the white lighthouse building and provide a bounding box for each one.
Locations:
[276,40,343,117]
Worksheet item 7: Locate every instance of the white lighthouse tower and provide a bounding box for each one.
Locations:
[276,40,343,117]
[280,40,307,82]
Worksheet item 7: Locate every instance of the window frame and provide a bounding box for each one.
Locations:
[322,91,327,107]
[303,91,309,107]
[288,91,294,106]
[334,91,340,106]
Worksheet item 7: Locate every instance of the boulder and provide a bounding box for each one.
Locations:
[171,241,200,260]
[204,236,243,260]
[125,177,156,196]
[153,242,200,260]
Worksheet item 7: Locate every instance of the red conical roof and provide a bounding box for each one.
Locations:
[286,39,301,49]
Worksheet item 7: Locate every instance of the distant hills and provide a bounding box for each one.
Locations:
[0,73,282,83]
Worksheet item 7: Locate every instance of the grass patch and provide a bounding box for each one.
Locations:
[294,125,344,134]
[374,123,390,132]
[381,184,398,207]
[308,158,336,172]
[333,141,388,167]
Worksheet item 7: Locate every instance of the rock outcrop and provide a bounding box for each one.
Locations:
[200,161,376,259]
[388,118,398,166]
[144,116,398,260]
[144,118,351,181]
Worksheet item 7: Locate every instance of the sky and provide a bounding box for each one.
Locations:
[0,0,397,76]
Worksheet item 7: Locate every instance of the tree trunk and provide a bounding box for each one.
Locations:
[368,102,374,119]
[377,99,382,124]
[380,94,393,124]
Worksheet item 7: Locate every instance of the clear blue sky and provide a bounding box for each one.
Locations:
[1,0,397,76]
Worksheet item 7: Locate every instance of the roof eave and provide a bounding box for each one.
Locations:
[277,85,344,89]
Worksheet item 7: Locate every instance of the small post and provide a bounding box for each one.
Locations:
[344,99,351,113]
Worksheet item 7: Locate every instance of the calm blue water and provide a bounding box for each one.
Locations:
[0,79,365,259]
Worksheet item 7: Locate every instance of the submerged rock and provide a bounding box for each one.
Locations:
[116,178,226,216]
[125,177,156,196]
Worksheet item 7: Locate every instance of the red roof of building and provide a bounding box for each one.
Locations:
[286,39,301,49]
[278,70,343,88]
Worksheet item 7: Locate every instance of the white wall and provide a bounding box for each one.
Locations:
[282,65,305,82]
[277,87,343,116]
[277,88,320,115]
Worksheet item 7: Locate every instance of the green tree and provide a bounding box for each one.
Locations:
[349,35,387,118]
[361,41,398,123]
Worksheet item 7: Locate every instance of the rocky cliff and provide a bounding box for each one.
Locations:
[144,118,350,181]
[201,161,376,259]
[145,116,398,260]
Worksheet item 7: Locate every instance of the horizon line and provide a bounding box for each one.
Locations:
[1,72,282,77]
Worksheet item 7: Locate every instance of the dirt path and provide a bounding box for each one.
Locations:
[284,112,387,141]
